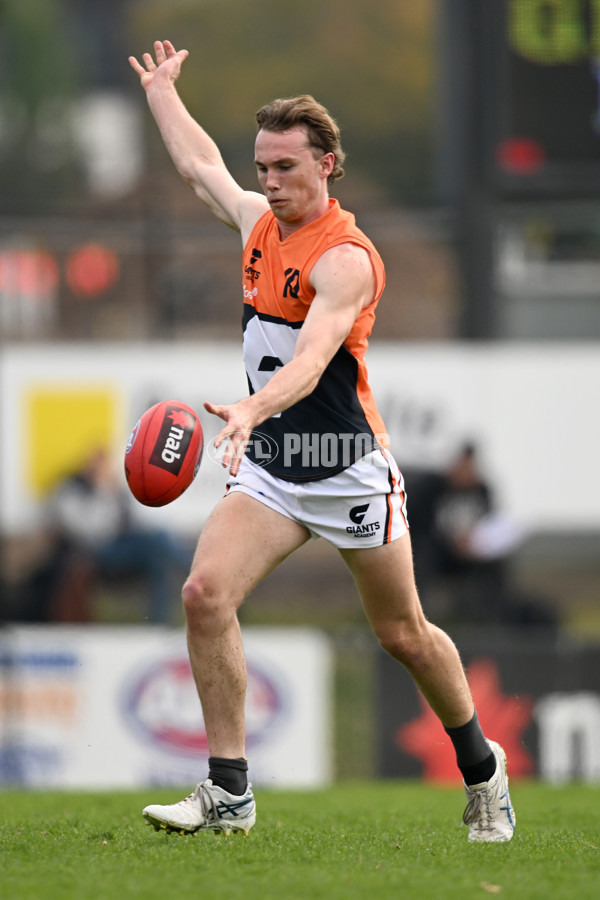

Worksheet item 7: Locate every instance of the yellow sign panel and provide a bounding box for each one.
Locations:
[26,386,117,496]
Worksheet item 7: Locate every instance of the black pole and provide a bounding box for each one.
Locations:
[437,0,500,339]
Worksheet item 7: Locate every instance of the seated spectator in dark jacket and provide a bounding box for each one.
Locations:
[407,442,556,630]
[20,448,192,624]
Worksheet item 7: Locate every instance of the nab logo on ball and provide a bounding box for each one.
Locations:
[149,406,195,476]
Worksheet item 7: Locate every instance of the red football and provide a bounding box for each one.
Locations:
[124,400,203,506]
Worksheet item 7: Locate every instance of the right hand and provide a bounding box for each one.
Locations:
[128,40,189,91]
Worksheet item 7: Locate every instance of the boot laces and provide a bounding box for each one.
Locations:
[462,790,482,825]
[179,782,219,824]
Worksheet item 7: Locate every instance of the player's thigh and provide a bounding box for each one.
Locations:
[339,531,425,630]
[187,491,311,604]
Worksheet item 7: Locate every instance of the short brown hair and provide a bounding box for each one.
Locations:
[255,95,346,184]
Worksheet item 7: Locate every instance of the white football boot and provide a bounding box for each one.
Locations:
[143,779,256,836]
[462,740,516,842]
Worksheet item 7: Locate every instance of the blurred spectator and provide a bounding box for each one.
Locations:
[11,448,192,624]
[407,442,557,630]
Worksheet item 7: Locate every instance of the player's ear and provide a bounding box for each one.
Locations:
[320,152,335,179]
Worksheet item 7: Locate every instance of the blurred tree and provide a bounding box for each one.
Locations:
[0,0,84,212]
[128,0,435,203]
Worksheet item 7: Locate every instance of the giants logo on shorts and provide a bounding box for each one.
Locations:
[149,406,195,476]
[347,503,381,537]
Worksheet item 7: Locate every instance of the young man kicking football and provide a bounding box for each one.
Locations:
[128,40,515,843]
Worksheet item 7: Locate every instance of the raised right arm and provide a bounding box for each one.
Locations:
[129,40,267,237]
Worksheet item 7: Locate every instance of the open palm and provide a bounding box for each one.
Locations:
[128,39,189,91]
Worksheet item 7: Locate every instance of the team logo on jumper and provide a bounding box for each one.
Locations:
[258,355,284,372]
[149,406,195,476]
[283,267,300,298]
[347,503,381,538]
[245,248,262,282]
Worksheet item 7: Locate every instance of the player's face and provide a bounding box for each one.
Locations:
[254,127,333,231]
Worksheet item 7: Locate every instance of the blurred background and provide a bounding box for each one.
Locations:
[1,0,599,788]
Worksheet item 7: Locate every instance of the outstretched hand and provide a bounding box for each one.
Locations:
[204,399,256,477]
[128,39,189,91]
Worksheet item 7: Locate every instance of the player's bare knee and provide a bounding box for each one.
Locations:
[182,571,226,624]
[376,622,428,667]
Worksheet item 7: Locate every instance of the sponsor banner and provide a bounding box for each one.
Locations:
[0,625,332,789]
[1,342,599,535]
[376,631,600,783]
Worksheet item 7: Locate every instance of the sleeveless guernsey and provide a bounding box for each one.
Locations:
[242,198,388,481]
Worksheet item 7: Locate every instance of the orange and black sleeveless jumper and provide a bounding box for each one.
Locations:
[242,198,388,481]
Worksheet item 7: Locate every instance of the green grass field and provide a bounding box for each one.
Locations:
[2,781,599,900]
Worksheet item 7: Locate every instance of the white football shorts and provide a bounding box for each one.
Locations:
[225,448,408,549]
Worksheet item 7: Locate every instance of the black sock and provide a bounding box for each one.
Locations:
[444,711,496,785]
[208,756,248,795]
